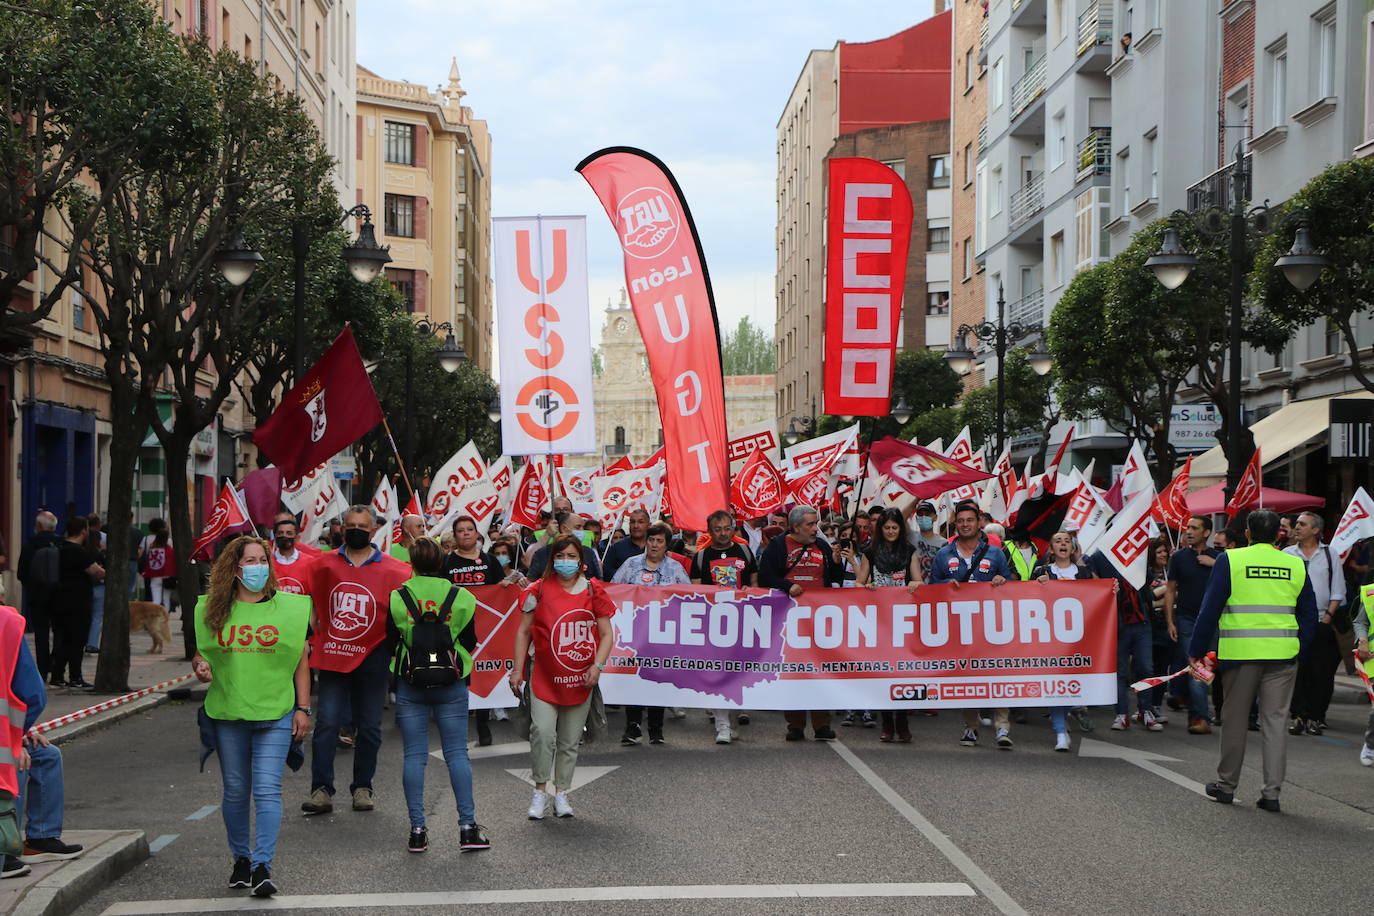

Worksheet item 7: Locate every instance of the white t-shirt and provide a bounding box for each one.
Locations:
[1047,563,1079,580]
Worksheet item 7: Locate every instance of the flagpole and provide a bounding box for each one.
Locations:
[381,415,415,501]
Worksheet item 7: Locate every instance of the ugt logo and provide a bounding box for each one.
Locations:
[616,187,679,260]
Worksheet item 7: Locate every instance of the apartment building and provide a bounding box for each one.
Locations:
[775,10,952,427]
[355,62,494,375]
[950,0,990,387]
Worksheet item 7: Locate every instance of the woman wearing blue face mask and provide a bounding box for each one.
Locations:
[508,535,613,820]
[191,536,312,899]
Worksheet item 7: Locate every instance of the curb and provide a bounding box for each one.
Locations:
[46,694,172,747]
[10,830,148,916]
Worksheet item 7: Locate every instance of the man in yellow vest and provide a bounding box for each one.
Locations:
[1189,509,1318,812]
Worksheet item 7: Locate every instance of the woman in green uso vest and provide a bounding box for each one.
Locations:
[191,536,311,900]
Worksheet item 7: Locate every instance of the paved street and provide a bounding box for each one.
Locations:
[56,691,1374,916]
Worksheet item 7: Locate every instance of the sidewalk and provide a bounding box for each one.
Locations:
[0,831,147,916]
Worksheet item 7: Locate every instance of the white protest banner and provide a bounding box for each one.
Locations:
[494,216,596,455]
[281,462,330,514]
[727,419,782,476]
[1100,488,1158,588]
[591,463,663,530]
[557,466,597,504]
[369,476,401,550]
[1331,487,1374,559]
[488,455,514,519]
[784,423,861,480]
[426,441,487,523]
[428,478,501,538]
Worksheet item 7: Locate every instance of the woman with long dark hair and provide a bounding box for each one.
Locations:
[191,536,311,899]
[858,509,924,742]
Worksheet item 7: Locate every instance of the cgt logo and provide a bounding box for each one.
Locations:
[890,684,933,701]
[616,186,679,260]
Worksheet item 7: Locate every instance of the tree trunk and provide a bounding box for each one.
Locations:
[160,431,204,661]
[94,385,140,693]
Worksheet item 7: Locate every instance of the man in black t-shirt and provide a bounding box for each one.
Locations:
[689,510,757,745]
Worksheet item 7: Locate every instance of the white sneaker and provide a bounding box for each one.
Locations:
[553,791,574,818]
[1140,710,1164,732]
[492,707,510,722]
[527,789,549,820]
[996,728,1013,749]
[1054,732,1071,753]
[670,707,688,719]
[715,725,733,745]
[1361,746,1374,767]
[1111,714,1130,731]
[980,716,993,727]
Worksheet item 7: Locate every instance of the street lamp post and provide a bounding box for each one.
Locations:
[1145,146,1327,505]
[944,283,1052,459]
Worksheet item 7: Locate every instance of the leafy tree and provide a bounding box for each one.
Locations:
[0,0,204,332]
[720,316,776,375]
[813,348,962,444]
[907,406,961,448]
[957,349,1059,464]
[1251,157,1374,395]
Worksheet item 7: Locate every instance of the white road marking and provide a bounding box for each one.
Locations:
[828,739,1027,916]
[184,805,218,821]
[431,740,527,762]
[504,765,618,791]
[147,834,178,853]
[98,883,976,914]
[1077,738,1208,797]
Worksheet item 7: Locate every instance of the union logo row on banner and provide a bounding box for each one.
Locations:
[465,581,1117,710]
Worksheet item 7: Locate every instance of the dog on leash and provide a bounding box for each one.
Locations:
[128,601,173,654]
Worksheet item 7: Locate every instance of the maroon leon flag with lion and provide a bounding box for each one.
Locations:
[730,449,785,520]
[868,436,993,500]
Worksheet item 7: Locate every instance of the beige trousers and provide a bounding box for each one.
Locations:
[529,693,592,790]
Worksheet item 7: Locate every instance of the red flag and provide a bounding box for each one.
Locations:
[868,437,993,500]
[192,481,252,560]
[730,449,785,520]
[1225,449,1262,519]
[605,455,634,476]
[1157,456,1193,530]
[636,446,666,470]
[507,459,550,529]
[252,327,382,484]
[578,148,730,531]
[822,158,914,417]
[1045,425,1075,479]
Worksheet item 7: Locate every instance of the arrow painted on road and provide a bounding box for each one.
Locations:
[1077,738,1207,797]
[505,766,618,792]
[431,741,528,762]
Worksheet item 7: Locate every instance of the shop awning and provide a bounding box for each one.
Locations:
[1186,391,1374,483]
[1185,483,1324,516]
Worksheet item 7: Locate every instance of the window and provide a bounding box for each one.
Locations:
[71,289,86,331]
[1145,128,1158,200]
[1117,147,1131,215]
[1325,319,1343,355]
[1049,231,1065,288]
[963,237,974,280]
[384,121,415,165]
[1050,111,1066,170]
[928,155,950,188]
[614,426,626,448]
[990,166,1004,215]
[928,226,951,251]
[1314,7,1337,99]
[457,262,466,304]
[1075,189,1094,270]
[1052,0,1067,42]
[926,288,950,315]
[963,142,973,185]
[991,58,1004,109]
[1266,38,1288,130]
[1226,84,1250,154]
[1144,0,1160,32]
[965,49,974,90]
[882,158,907,179]
[384,193,415,238]
[387,268,416,312]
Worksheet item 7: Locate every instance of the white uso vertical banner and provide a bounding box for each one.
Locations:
[494,216,596,456]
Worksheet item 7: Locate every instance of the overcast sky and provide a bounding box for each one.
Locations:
[357,1,937,347]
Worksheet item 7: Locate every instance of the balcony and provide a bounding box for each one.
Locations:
[978,17,989,63]
[1075,127,1112,180]
[1076,0,1113,57]
[977,121,988,159]
[1009,287,1045,327]
[1186,153,1251,211]
[1010,55,1047,119]
[1009,172,1045,229]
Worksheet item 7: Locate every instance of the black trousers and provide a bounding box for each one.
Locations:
[624,706,664,737]
[50,603,91,683]
[1291,621,1342,722]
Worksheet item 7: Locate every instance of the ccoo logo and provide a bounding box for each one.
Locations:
[616,187,679,260]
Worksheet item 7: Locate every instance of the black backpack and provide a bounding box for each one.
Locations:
[395,585,461,688]
[30,542,60,588]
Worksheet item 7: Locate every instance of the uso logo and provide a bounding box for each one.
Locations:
[550,609,597,671]
[328,583,377,642]
[217,624,280,648]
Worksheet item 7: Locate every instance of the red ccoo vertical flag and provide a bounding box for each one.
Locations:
[1225,448,1263,519]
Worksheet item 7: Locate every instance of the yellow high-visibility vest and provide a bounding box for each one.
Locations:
[1218,543,1305,662]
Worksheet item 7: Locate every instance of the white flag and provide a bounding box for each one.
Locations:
[1120,440,1153,500]
[488,455,514,520]
[728,420,783,476]
[428,478,501,539]
[369,477,401,550]
[784,423,861,479]
[426,441,487,523]
[1330,487,1374,560]
[1098,489,1159,589]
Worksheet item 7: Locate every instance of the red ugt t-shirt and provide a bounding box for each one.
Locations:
[306,549,411,673]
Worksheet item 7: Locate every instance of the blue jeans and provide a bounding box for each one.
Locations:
[395,680,476,828]
[212,712,293,868]
[18,742,64,839]
[1170,615,1211,722]
[1116,621,1154,715]
[87,584,105,648]
[312,650,389,795]
[1049,707,1069,735]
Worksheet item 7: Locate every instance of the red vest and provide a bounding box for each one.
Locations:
[0,608,29,795]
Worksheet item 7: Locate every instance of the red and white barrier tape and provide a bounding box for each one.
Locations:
[1354,651,1374,705]
[1131,667,1189,693]
[31,672,195,735]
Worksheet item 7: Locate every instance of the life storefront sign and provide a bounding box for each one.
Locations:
[463,581,1116,710]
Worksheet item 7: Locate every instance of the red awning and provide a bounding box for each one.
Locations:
[1185,483,1325,516]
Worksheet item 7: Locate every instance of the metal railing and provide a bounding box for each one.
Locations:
[1076,127,1112,180]
[1186,153,1251,211]
[1011,54,1047,118]
[1009,172,1045,228]
[978,18,989,60]
[1009,288,1045,327]
[1077,0,1113,56]
[977,121,988,158]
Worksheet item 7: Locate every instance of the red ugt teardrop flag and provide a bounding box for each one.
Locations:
[730,449,785,520]
[252,327,382,485]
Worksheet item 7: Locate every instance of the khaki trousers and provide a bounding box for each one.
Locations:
[1216,662,1298,799]
[529,693,592,791]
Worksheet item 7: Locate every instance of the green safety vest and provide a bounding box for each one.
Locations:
[1218,543,1306,662]
[1007,543,1035,582]
[195,592,311,721]
[390,543,411,564]
[1362,584,1374,680]
[388,575,476,678]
